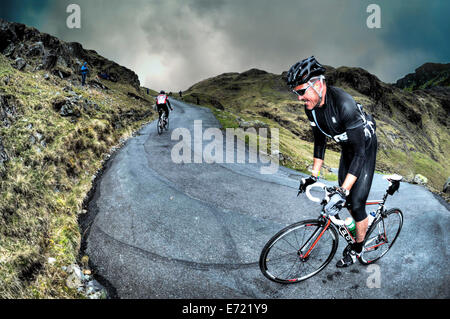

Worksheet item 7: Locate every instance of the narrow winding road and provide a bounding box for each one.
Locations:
[83,98,450,299]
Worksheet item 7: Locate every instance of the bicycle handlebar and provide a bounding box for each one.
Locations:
[304,182,347,226]
[305,182,349,226]
[305,182,328,203]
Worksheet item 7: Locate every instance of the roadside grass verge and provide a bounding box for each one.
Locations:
[0,54,157,298]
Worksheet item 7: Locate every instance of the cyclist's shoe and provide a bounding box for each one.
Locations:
[336,249,360,268]
[342,243,352,257]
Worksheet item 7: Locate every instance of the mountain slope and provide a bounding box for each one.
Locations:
[395,62,450,90]
[0,20,157,298]
[181,65,450,198]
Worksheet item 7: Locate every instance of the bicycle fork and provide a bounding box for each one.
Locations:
[364,218,389,251]
[297,219,331,260]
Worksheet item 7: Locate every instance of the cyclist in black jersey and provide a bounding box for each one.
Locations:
[287,56,377,267]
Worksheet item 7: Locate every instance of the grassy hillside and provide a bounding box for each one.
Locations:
[396,63,450,91]
[181,67,450,199]
[181,69,340,179]
[0,52,157,297]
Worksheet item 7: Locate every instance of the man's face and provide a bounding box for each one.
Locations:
[293,80,321,110]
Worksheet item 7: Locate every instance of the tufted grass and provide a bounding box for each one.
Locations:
[0,53,157,298]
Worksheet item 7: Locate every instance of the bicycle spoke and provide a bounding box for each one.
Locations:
[280,236,301,251]
[261,221,337,283]
[360,209,402,264]
[269,252,299,279]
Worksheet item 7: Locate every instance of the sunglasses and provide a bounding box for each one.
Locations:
[292,83,312,97]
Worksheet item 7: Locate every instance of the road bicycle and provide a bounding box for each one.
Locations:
[157,112,169,135]
[259,174,403,284]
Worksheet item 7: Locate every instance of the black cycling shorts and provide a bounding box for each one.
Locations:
[157,104,169,118]
[339,133,378,222]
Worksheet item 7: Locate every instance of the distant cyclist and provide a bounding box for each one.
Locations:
[287,56,377,268]
[156,91,173,125]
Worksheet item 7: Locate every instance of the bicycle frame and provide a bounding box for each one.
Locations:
[299,214,354,260]
[298,218,331,259]
[159,113,167,124]
[301,175,401,259]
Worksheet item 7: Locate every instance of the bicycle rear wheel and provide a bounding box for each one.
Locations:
[165,117,169,131]
[259,219,338,284]
[157,118,163,135]
[359,208,403,265]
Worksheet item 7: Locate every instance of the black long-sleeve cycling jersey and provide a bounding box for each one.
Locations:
[305,85,374,178]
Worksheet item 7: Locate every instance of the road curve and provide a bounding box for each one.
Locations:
[83,98,450,299]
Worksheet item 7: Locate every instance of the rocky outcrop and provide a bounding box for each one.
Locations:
[444,178,450,193]
[0,19,141,89]
[12,57,26,70]
[412,174,428,185]
[326,66,391,102]
[0,94,19,127]
[395,63,450,90]
[51,88,102,120]
[0,137,8,168]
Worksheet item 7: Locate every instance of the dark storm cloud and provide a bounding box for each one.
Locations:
[0,2,17,21]
[1,0,448,90]
[0,0,51,27]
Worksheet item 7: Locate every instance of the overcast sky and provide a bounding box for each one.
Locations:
[1,0,449,91]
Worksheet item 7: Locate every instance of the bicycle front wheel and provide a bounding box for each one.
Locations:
[359,208,403,265]
[259,219,338,284]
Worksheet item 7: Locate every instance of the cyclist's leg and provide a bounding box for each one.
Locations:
[157,105,163,120]
[337,135,377,267]
[338,145,352,211]
[163,104,169,121]
[349,134,377,226]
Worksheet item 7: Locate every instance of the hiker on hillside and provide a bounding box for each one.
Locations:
[81,62,89,86]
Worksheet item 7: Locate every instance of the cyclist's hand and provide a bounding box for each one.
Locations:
[298,175,318,195]
[324,187,348,216]
[170,108,174,111]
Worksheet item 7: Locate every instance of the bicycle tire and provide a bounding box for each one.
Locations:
[259,219,338,284]
[157,118,163,135]
[359,208,403,265]
[165,117,169,131]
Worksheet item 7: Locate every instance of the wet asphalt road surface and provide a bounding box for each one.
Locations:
[84,98,450,299]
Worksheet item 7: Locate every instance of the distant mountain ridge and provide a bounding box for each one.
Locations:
[395,62,450,90]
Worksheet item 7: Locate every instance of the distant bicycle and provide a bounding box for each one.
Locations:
[157,112,169,135]
[259,174,403,284]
